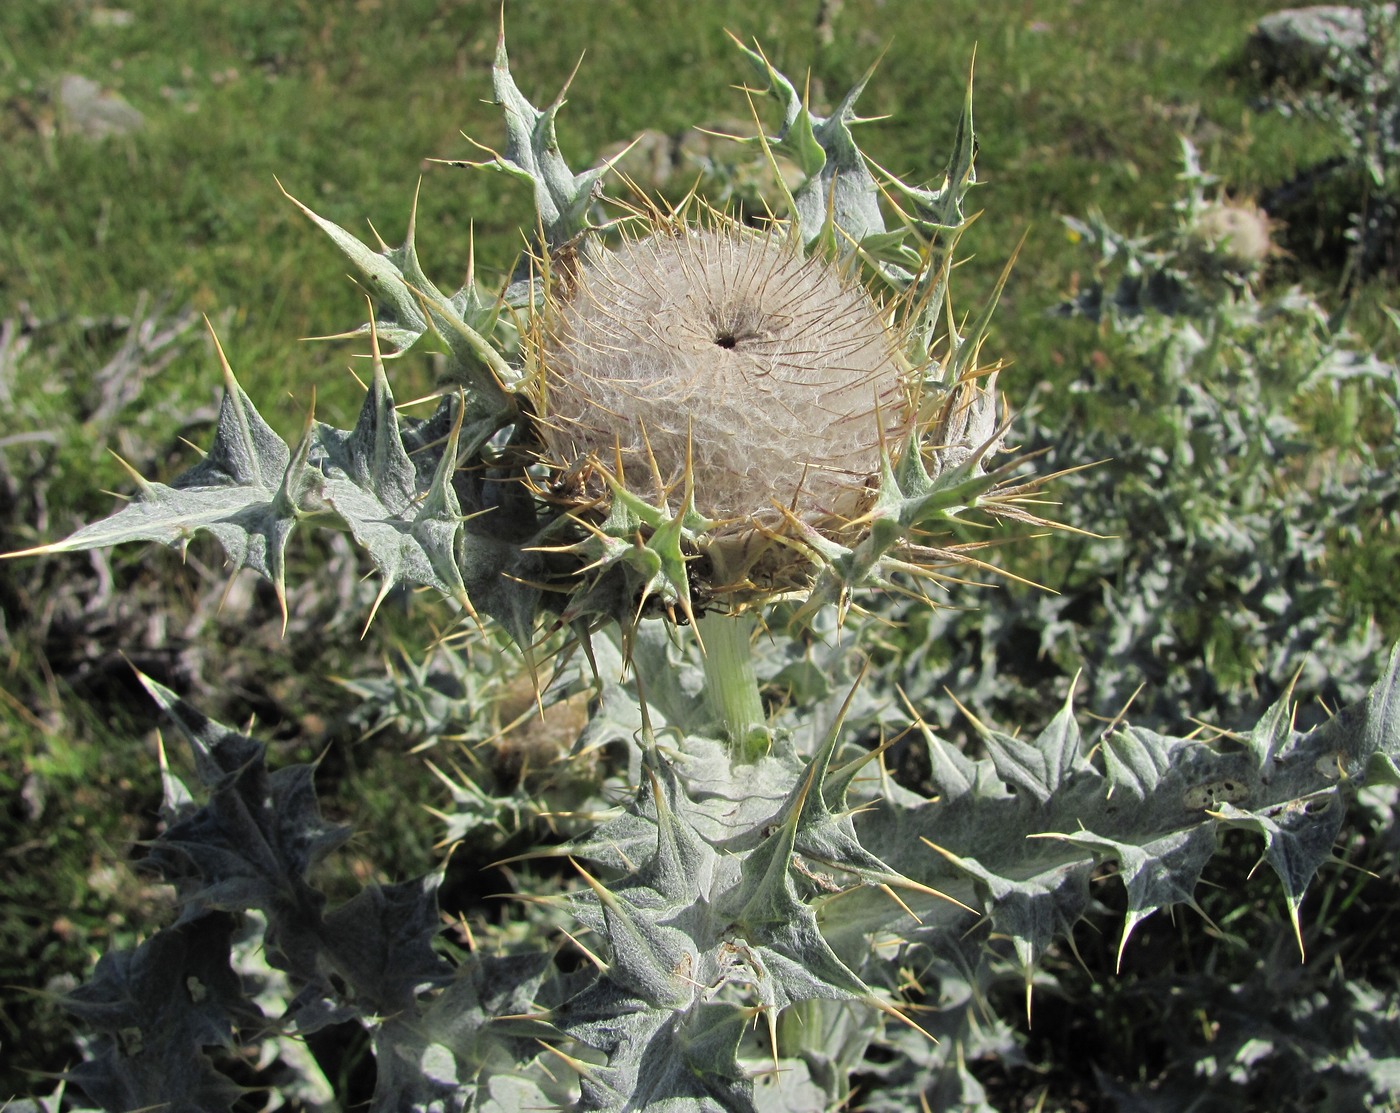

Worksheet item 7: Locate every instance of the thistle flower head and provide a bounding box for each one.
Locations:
[1189,198,1276,275]
[533,218,911,526]
[517,184,1033,625]
[518,197,963,621]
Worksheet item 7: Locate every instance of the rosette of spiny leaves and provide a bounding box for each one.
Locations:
[9,24,1042,650]
[477,624,1400,1110]
[47,623,1400,1111]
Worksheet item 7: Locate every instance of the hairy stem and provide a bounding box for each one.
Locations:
[697,610,770,759]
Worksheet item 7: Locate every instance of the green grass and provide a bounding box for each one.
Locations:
[0,0,1333,426]
[1,0,1396,1100]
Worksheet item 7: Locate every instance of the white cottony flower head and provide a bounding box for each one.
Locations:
[1189,199,1276,275]
[535,224,912,528]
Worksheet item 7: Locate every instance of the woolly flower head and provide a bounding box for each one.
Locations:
[533,221,911,529]
[1189,199,1276,275]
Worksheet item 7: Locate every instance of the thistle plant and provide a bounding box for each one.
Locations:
[1038,138,1396,731]
[1260,0,1400,279]
[15,29,1023,654]
[11,22,1400,1113]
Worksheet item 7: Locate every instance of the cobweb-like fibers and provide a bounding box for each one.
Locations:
[540,228,909,524]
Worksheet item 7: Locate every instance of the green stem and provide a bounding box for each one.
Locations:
[697,611,770,759]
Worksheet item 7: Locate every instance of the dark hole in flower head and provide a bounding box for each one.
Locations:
[714,332,738,349]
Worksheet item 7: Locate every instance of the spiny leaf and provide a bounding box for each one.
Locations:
[283,182,520,400]
[63,913,252,1113]
[17,335,547,645]
[731,37,886,247]
[1213,791,1348,959]
[859,652,1400,978]
[463,22,610,249]
[979,689,1086,807]
[1043,826,1216,971]
[11,342,297,569]
[321,871,454,1016]
[136,672,350,922]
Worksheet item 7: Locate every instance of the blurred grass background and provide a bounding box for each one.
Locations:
[1,0,1395,1097]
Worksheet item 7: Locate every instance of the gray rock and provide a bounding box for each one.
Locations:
[56,73,144,139]
[1246,5,1395,86]
[89,8,136,28]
